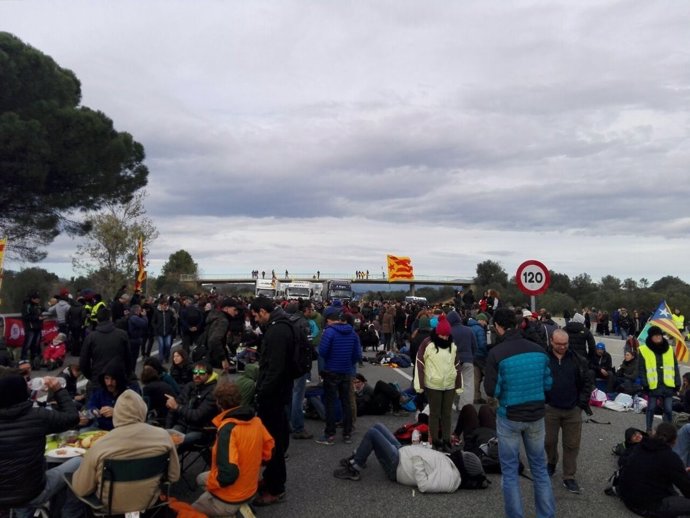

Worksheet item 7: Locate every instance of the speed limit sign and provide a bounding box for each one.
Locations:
[516,260,550,296]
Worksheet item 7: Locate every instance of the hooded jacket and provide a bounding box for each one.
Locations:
[80,320,132,382]
[564,317,595,359]
[87,359,142,430]
[467,318,488,359]
[396,445,461,493]
[446,311,477,364]
[237,363,259,408]
[318,322,363,374]
[618,436,690,512]
[205,406,274,504]
[71,390,180,514]
[0,378,79,507]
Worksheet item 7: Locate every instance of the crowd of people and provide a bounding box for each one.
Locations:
[1,284,690,517]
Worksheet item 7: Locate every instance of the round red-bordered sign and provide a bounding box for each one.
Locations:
[515,260,550,296]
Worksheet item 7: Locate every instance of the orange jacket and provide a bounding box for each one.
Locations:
[206,406,274,504]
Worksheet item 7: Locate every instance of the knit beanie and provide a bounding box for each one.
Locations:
[648,325,663,338]
[0,374,29,408]
[435,314,451,336]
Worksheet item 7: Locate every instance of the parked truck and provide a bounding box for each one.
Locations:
[283,281,314,300]
[322,279,354,302]
[255,279,277,298]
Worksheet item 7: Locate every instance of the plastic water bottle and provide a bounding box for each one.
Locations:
[633,395,641,414]
[411,429,421,445]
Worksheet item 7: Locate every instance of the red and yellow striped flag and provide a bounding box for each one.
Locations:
[0,238,6,299]
[387,255,414,281]
[134,237,147,291]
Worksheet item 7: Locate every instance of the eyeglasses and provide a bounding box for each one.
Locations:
[192,370,208,375]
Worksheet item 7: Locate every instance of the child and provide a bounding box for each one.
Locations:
[42,333,67,370]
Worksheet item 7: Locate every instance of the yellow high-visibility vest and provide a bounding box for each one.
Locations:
[672,313,685,331]
[639,344,675,390]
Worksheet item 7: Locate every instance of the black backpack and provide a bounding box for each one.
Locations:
[276,313,313,379]
[453,451,491,490]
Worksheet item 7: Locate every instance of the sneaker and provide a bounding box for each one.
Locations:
[339,455,355,468]
[547,463,556,477]
[253,491,286,507]
[343,435,352,444]
[292,430,313,440]
[563,479,581,494]
[315,435,335,445]
[333,465,361,481]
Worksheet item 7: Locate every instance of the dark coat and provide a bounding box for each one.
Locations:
[256,308,294,406]
[200,310,229,368]
[80,321,132,381]
[619,437,690,513]
[564,321,596,359]
[166,374,219,432]
[0,388,79,507]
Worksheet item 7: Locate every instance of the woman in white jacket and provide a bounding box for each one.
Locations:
[414,313,463,452]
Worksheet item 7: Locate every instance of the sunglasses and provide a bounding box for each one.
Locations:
[192,370,208,375]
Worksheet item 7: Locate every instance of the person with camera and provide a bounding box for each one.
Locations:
[544,328,593,495]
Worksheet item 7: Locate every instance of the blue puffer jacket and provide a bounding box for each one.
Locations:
[484,329,552,422]
[467,318,488,359]
[319,323,362,374]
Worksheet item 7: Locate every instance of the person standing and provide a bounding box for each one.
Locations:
[544,329,593,494]
[447,310,477,409]
[290,300,317,440]
[152,297,176,364]
[414,314,462,452]
[563,312,596,359]
[485,308,555,518]
[80,307,132,385]
[639,325,681,433]
[316,306,362,445]
[250,297,293,506]
[468,312,490,404]
[20,291,44,363]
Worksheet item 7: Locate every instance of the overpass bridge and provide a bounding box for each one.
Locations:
[180,273,475,295]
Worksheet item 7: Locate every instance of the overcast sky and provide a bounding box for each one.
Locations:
[2,0,690,284]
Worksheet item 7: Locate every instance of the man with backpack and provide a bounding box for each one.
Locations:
[250,297,293,507]
[288,299,316,440]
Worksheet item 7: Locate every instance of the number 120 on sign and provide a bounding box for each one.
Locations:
[515,260,550,296]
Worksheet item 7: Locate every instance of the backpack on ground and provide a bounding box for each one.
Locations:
[453,451,491,490]
[276,314,314,379]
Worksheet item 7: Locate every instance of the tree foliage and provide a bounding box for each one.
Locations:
[475,260,508,289]
[72,191,158,299]
[0,267,59,312]
[0,32,148,261]
[156,250,199,295]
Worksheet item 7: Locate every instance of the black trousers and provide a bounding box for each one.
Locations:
[257,400,289,495]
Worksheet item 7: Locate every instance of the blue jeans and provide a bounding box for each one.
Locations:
[354,423,400,481]
[14,457,85,518]
[157,335,172,363]
[21,329,41,360]
[674,424,690,467]
[647,393,674,431]
[496,416,555,518]
[620,328,629,341]
[291,371,309,433]
[323,372,352,437]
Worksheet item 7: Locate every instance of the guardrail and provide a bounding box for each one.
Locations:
[182,273,474,283]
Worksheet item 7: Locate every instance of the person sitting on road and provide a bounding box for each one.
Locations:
[170,348,194,386]
[236,362,259,409]
[607,349,641,395]
[141,365,176,426]
[70,390,180,515]
[588,342,613,387]
[333,423,486,491]
[165,359,219,452]
[353,374,406,416]
[618,422,690,517]
[86,359,142,431]
[144,356,180,395]
[191,382,274,517]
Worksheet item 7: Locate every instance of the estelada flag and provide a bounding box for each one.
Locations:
[387,255,414,281]
[638,300,689,363]
[134,237,147,291]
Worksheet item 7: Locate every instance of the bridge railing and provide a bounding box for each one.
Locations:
[183,273,473,283]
